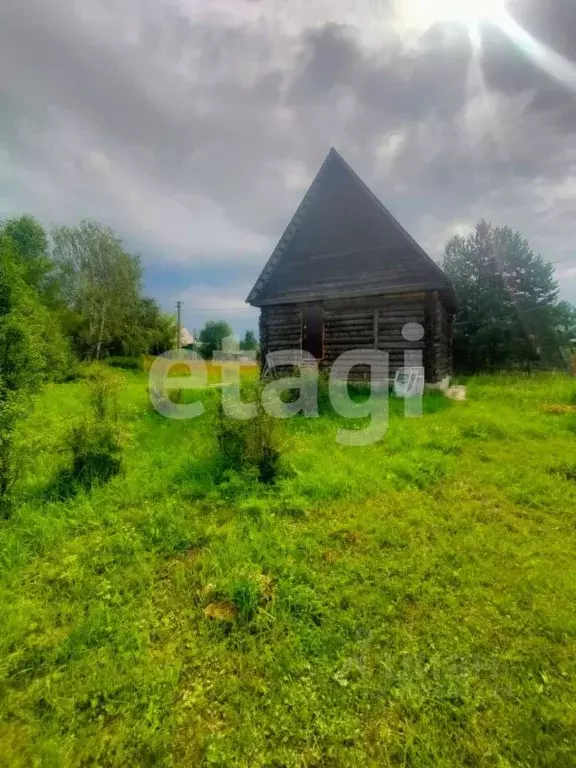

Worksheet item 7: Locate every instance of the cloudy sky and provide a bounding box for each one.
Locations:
[1,0,575,334]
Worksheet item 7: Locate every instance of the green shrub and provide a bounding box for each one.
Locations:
[214,393,284,484]
[0,230,53,512]
[65,369,124,489]
[246,405,283,484]
[0,398,26,516]
[107,356,143,371]
[68,420,123,487]
[88,368,121,422]
[215,399,246,469]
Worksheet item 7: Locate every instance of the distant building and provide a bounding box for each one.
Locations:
[179,327,195,348]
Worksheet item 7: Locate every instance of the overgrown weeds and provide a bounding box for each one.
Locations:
[0,397,26,516]
[4,371,576,766]
[214,386,285,483]
[106,355,143,371]
[67,419,124,488]
[62,368,125,491]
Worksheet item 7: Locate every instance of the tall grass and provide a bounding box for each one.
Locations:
[63,367,125,490]
[214,386,285,483]
[0,371,575,766]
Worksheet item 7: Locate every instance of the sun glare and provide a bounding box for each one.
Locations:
[404,0,507,30]
[404,0,576,94]
[433,0,506,24]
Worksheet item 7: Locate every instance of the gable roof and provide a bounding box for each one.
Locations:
[246,148,455,310]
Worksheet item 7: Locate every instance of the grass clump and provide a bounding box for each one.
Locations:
[68,420,123,488]
[64,368,125,490]
[214,389,285,484]
[0,398,26,515]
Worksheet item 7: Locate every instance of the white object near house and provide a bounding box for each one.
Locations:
[393,367,425,398]
[262,350,304,378]
[445,385,467,401]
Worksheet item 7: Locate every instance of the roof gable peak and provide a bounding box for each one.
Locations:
[246,147,454,307]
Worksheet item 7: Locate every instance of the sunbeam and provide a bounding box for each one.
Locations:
[405,0,576,94]
[498,10,576,94]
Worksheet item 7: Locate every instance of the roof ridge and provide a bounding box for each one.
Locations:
[246,148,455,307]
[326,148,452,290]
[246,151,333,305]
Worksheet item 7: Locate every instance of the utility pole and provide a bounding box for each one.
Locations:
[176,300,182,359]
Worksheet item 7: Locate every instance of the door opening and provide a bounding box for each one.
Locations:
[302,306,324,360]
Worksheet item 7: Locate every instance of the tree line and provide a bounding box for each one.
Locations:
[0,215,179,511]
[0,212,574,510]
[1,215,175,377]
[2,213,575,383]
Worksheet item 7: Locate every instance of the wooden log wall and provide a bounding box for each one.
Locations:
[259,291,453,383]
[322,293,427,380]
[259,305,302,373]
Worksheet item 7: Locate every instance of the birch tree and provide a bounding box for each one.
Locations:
[52,221,142,359]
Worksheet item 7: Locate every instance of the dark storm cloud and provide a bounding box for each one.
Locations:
[279,6,576,267]
[288,22,472,119]
[0,0,575,304]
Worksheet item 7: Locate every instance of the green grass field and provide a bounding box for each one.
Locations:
[1,372,576,766]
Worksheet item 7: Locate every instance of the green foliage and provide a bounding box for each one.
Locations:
[240,329,258,351]
[443,220,575,372]
[0,397,26,513]
[1,371,576,764]
[64,369,124,490]
[52,221,144,360]
[67,419,123,489]
[215,391,284,483]
[88,368,121,422]
[2,214,176,365]
[52,220,175,360]
[107,356,143,371]
[230,577,262,622]
[0,214,55,298]
[134,297,176,356]
[0,230,59,510]
[199,319,233,360]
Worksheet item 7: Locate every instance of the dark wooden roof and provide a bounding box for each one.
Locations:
[247,148,456,310]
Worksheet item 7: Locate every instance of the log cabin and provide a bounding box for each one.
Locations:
[246,148,456,385]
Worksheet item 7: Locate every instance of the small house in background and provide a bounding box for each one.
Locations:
[246,148,457,384]
[179,327,196,349]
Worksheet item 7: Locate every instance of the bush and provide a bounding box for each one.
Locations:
[88,368,121,422]
[107,356,143,371]
[65,369,124,489]
[246,406,283,484]
[214,391,284,484]
[68,420,123,487]
[0,397,26,516]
